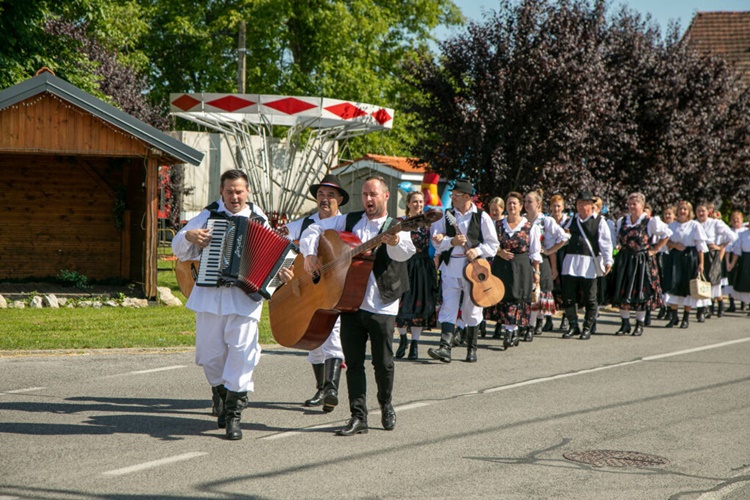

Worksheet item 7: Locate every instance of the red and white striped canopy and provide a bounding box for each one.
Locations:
[170,93,394,130]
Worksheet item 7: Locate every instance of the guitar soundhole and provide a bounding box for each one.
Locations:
[477,272,486,281]
[312,272,321,285]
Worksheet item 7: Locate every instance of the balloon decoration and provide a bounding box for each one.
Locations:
[440,180,454,210]
[397,181,416,194]
[420,172,442,208]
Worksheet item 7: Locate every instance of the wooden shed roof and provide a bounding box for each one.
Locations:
[0,72,203,165]
[684,11,750,86]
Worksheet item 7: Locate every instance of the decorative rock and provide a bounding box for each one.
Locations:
[57,297,68,307]
[92,302,102,308]
[157,286,183,307]
[30,296,44,308]
[122,297,148,308]
[66,303,75,308]
[43,294,60,309]
[104,300,119,307]
[10,300,25,309]
[0,294,6,309]
[78,301,93,308]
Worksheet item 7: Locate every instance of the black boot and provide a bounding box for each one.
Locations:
[632,320,644,336]
[559,316,569,331]
[492,322,503,339]
[322,358,343,413]
[717,300,724,317]
[407,339,419,360]
[680,310,690,329]
[542,315,554,332]
[533,317,543,336]
[615,318,632,336]
[465,326,478,362]
[224,390,248,440]
[727,297,736,313]
[707,301,714,319]
[665,308,679,328]
[656,305,666,320]
[523,324,534,342]
[216,384,228,429]
[211,384,225,417]
[697,307,706,323]
[479,320,487,338]
[395,334,408,359]
[428,323,454,363]
[644,308,652,326]
[455,326,466,346]
[503,327,518,349]
[562,320,580,339]
[304,363,325,407]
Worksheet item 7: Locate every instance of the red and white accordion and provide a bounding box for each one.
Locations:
[196,214,297,300]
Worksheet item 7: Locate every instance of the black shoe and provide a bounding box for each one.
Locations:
[696,307,706,323]
[614,318,632,336]
[656,306,667,320]
[644,309,652,326]
[215,385,228,429]
[727,298,736,313]
[579,327,591,340]
[304,363,325,407]
[465,326,478,362]
[224,390,248,440]
[590,319,597,335]
[542,316,554,332]
[632,320,644,336]
[717,300,724,317]
[562,324,580,339]
[479,320,487,338]
[680,310,690,329]
[395,334,408,359]
[211,384,225,417]
[322,358,342,413]
[492,323,503,339]
[407,340,419,360]
[336,417,368,436]
[381,403,396,431]
[454,327,466,346]
[707,301,715,318]
[427,345,451,363]
[665,309,679,328]
[559,316,569,331]
[523,326,534,342]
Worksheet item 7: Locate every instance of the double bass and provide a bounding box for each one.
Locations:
[268,209,443,350]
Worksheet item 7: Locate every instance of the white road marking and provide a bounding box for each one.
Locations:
[259,337,750,441]
[106,365,187,377]
[3,387,46,394]
[102,452,207,476]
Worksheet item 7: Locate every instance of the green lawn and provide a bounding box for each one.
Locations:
[0,263,274,351]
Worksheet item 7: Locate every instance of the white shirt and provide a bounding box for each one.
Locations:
[500,217,543,263]
[171,199,267,319]
[732,229,750,256]
[283,211,340,241]
[299,212,416,315]
[529,213,570,251]
[700,218,737,247]
[667,220,709,253]
[562,214,614,279]
[726,226,747,253]
[430,204,500,279]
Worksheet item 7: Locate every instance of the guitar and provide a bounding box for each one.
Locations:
[444,210,505,308]
[268,208,443,350]
[175,259,199,299]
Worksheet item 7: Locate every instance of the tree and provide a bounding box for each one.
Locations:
[405,0,750,214]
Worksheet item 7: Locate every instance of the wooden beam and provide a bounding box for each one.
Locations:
[144,157,158,298]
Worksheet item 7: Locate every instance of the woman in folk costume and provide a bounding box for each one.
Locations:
[695,203,737,321]
[484,192,542,349]
[655,205,676,320]
[395,191,438,360]
[483,196,505,339]
[724,211,747,312]
[663,201,708,329]
[524,190,569,338]
[610,193,672,336]
[549,194,570,331]
[727,221,750,317]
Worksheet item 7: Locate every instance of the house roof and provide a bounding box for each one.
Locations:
[0,72,203,165]
[343,154,429,173]
[684,11,750,86]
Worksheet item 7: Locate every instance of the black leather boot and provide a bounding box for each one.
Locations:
[407,339,419,360]
[727,297,736,313]
[211,384,225,417]
[523,325,534,342]
[395,334,408,359]
[615,318,632,335]
[502,327,517,349]
[632,320,644,336]
[644,308,652,326]
[697,307,706,323]
[455,326,466,346]
[216,384,228,429]
[707,301,714,319]
[559,316,569,331]
[562,320,580,339]
[479,320,487,338]
[680,310,690,329]
[465,326,478,362]
[717,300,724,317]
[534,317,543,336]
[656,305,666,320]
[336,417,368,436]
[322,358,343,413]
[304,363,325,407]
[665,308,679,328]
[428,323,454,363]
[492,322,503,339]
[224,390,248,440]
[542,315,554,332]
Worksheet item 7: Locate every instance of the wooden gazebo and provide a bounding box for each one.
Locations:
[0,71,203,298]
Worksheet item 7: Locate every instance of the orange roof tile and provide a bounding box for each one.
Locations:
[346,154,430,173]
[684,11,750,86]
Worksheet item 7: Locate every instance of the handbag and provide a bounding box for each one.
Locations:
[576,217,606,277]
[689,272,711,300]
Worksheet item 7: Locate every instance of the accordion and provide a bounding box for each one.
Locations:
[196,214,298,300]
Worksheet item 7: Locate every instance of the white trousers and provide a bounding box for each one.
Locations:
[306,318,343,364]
[195,312,261,393]
[438,276,484,327]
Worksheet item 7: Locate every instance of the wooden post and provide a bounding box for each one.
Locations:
[144,157,159,299]
[238,21,246,93]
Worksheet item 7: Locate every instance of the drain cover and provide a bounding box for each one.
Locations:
[563,450,670,468]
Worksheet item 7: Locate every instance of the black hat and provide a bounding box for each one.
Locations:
[452,179,474,195]
[576,189,595,202]
[310,174,349,206]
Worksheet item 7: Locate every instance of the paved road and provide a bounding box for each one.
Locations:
[1,310,749,499]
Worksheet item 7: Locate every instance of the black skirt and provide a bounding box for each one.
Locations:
[540,253,554,292]
[396,254,438,328]
[704,249,722,286]
[611,249,654,306]
[733,252,750,293]
[492,251,532,303]
[663,247,699,297]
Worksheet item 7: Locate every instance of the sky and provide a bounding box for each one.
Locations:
[437,0,750,39]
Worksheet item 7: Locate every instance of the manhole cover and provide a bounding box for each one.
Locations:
[563,450,670,468]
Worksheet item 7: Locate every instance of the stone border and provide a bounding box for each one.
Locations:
[0,287,182,309]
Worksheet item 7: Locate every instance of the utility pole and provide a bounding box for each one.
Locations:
[238,21,246,93]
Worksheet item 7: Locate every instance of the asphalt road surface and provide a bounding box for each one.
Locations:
[1,309,749,499]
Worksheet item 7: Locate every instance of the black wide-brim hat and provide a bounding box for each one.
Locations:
[576,189,595,202]
[452,179,474,195]
[309,174,349,206]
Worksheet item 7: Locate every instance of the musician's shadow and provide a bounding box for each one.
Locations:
[250,400,328,416]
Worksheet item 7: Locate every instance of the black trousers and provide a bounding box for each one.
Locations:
[340,310,395,421]
[562,275,598,328]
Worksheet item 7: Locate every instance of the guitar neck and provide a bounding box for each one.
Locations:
[349,223,402,257]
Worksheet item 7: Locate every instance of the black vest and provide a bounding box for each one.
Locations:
[441,208,485,265]
[345,211,410,304]
[566,215,601,257]
[204,200,262,223]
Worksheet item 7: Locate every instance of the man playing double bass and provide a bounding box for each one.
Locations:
[280,174,348,413]
[293,176,416,436]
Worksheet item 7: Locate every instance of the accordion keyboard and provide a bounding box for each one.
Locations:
[196,218,230,286]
